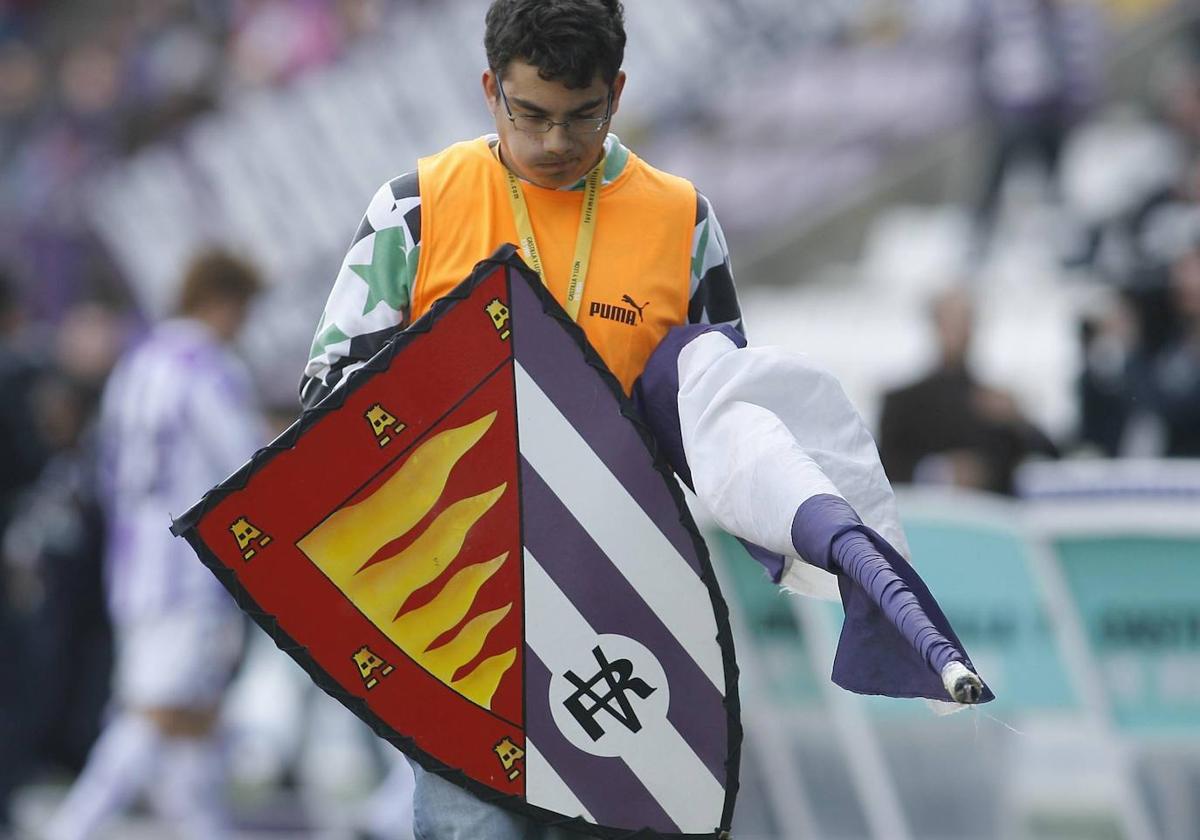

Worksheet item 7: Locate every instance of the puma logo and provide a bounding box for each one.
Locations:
[588,294,650,327]
[588,296,652,326]
[621,295,649,324]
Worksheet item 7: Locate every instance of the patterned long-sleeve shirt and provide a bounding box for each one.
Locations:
[300,134,743,409]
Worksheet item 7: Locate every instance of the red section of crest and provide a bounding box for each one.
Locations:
[194,266,528,794]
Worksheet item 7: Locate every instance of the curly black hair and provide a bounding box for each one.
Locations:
[485,0,626,88]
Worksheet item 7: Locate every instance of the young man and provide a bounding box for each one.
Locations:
[300,0,742,410]
[302,2,985,837]
[47,251,267,840]
[302,4,741,837]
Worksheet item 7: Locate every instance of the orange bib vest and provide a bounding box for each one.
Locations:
[411,138,696,394]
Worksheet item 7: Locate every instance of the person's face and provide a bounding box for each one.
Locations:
[483,60,625,189]
[1171,248,1200,321]
[932,289,974,366]
[205,297,252,344]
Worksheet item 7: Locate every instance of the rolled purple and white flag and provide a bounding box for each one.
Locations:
[634,324,992,705]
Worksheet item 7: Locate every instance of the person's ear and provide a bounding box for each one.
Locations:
[482,68,500,115]
[609,70,627,118]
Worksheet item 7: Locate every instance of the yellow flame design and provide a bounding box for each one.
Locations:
[300,413,498,566]
[351,486,507,614]
[298,413,517,709]
[423,603,513,683]
[451,648,518,703]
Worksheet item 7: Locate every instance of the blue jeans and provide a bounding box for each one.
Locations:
[409,760,578,840]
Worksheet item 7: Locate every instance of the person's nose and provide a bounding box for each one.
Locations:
[542,123,572,155]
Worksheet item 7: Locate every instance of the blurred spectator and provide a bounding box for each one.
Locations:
[46,250,267,840]
[229,0,349,87]
[971,0,1105,235]
[1058,28,1200,278]
[58,42,122,121]
[0,266,48,834]
[0,267,44,531]
[0,295,125,834]
[52,301,129,401]
[1071,36,1200,453]
[1077,285,1143,455]
[1058,104,1187,278]
[879,287,1059,494]
[0,39,44,154]
[0,370,113,828]
[1080,230,1200,456]
[1155,20,1200,153]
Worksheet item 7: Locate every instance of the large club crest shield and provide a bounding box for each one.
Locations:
[173,246,742,838]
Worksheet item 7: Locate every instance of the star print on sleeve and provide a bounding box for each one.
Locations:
[309,317,350,364]
[300,171,422,410]
[352,226,421,317]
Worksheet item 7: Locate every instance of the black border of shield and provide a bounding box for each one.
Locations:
[171,245,743,839]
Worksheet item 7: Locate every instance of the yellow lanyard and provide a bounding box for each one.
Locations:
[501,152,603,322]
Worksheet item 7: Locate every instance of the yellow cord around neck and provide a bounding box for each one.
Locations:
[498,145,604,322]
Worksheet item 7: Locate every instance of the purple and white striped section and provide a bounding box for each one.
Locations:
[521,459,728,782]
[523,550,725,834]
[509,270,702,572]
[513,361,724,688]
[521,739,594,825]
[524,648,678,832]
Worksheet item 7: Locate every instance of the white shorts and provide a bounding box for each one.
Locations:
[114,608,245,710]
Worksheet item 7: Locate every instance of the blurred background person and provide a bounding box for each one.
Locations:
[878,286,1059,495]
[1,371,113,827]
[0,266,51,836]
[1080,225,1200,456]
[45,250,267,840]
[0,295,127,815]
[0,267,46,540]
[0,296,128,836]
[970,0,1104,242]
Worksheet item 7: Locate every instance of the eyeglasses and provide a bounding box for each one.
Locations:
[496,81,613,136]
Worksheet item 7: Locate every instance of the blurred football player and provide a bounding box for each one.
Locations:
[47,250,266,840]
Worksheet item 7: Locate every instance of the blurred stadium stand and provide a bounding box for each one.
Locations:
[35,0,1185,412]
